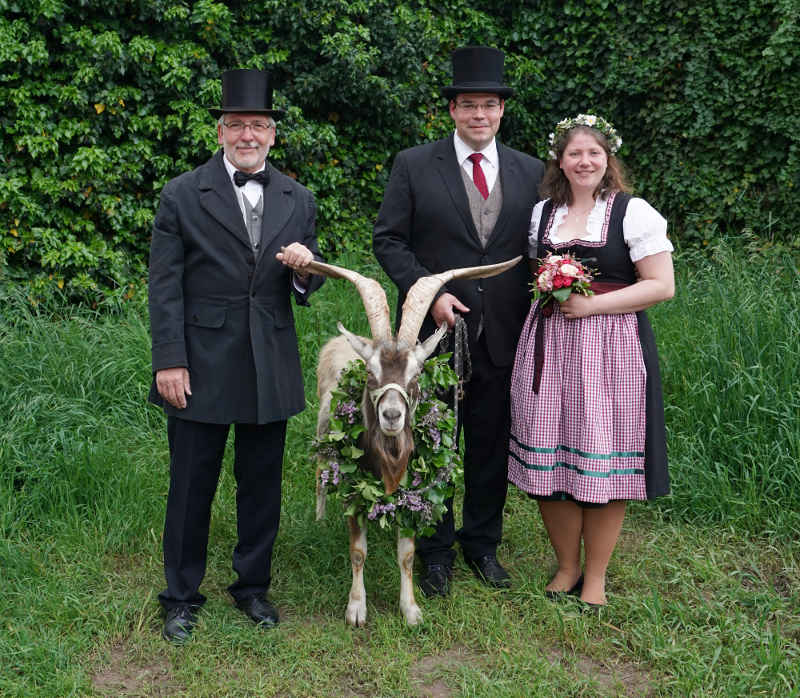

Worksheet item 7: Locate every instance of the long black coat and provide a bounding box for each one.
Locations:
[373,136,544,366]
[148,151,323,424]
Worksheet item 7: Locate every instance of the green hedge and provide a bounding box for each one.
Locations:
[1,0,797,305]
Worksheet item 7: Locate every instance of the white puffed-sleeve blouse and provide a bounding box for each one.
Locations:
[528,195,673,263]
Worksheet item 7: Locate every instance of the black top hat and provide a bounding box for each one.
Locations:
[441,46,514,100]
[208,69,286,120]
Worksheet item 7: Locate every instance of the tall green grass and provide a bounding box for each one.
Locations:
[0,243,797,696]
[653,239,800,539]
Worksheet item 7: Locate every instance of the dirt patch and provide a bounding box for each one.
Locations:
[409,646,481,698]
[548,647,654,697]
[735,558,797,604]
[92,642,183,697]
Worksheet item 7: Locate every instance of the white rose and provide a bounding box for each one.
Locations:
[586,115,597,126]
[560,263,579,277]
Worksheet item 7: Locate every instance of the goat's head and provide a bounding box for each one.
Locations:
[308,255,522,494]
[335,323,444,438]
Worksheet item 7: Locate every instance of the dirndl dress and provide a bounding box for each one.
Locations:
[507,192,670,503]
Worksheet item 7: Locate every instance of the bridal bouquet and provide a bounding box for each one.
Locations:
[533,252,595,308]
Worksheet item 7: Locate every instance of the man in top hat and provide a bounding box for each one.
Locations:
[148,68,324,641]
[373,46,544,596]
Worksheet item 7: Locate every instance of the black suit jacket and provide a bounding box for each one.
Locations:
[148,150,323,424]
[373,135,544,366]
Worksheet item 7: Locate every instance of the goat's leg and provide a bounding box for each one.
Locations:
[315,464,326,520]
[346,516,367,627]
[397,534,422,625]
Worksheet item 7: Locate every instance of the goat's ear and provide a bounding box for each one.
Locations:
[415,322,447,363]
[338,322,376,362]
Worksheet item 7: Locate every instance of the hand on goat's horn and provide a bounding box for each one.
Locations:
[397,255,523,347]
[299,256,393,341]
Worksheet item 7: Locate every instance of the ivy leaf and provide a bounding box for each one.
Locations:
[551,288,572,302]
[341,444,364,459]
[427,490,445,505]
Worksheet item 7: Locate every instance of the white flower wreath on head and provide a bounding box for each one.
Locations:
[547,113,622,160]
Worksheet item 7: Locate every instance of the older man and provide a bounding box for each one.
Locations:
[373,47,544,596]
[148,69,323,642]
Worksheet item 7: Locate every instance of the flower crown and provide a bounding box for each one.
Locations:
[547,113,622,160]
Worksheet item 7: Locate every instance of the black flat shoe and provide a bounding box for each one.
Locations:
[464,554,511,589]
[162,605,198,643]
[578,599,605,615]
[544,574,584,601]
[419,563,453,597]
[236,595,279,627]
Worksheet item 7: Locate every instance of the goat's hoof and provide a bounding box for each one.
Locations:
[402,604,423,626]
[345,602,367,628]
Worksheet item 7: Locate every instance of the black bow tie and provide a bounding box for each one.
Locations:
[233,169,270,187]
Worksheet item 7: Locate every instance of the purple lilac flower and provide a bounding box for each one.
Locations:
[396,492,433,522]
[411,473,422,487]
[319,460,341,488]
[334,400,359,424]
[319,445,338,460]
[420,404,442,448]
[367,502,397,520]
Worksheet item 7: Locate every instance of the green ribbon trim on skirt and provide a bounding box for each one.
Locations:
[510,434,644,460]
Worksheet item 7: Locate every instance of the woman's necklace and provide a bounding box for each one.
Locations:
[558,200,596,239]
[567,201,595,218]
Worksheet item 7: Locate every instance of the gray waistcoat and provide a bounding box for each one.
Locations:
[242,193,263,251]
[460,167,503,248]
[461,168,503,335]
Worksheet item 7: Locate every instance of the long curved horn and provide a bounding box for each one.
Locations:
[303,259,393,341]
[396,256,523,347]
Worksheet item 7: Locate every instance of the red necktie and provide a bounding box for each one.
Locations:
[468,152,489,200]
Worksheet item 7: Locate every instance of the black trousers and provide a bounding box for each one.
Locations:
[416,332,511,566]
[158,416,287,611]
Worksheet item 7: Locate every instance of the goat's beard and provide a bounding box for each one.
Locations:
[361,418,414,496]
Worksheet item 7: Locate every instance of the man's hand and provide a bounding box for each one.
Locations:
[430,293,470,329]
[156,367,192,409]
[276,243,314,278]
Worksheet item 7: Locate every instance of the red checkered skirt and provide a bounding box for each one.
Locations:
[508,301,648,502]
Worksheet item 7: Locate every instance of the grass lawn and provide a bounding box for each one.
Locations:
[1,242,798,696]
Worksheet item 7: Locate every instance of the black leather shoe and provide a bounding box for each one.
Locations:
[236,595,279,627]
[162,605,198,643]
[578,599,605,615]
[464,554,511,589]
[418,563,453,597]
[544,574,584,601]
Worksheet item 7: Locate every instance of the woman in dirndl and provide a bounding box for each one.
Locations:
[508,114,674,608]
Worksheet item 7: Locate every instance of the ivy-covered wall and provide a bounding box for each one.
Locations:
[1,0,797,305]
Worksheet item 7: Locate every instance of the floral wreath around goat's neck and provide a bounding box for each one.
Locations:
[548,113,622,160]
[315,355,463,538]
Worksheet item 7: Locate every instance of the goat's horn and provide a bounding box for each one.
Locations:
[302,258,393,341]
[396,256,523,347]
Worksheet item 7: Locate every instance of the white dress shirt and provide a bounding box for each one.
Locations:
[222,154,266,223]
[453,131,499,194]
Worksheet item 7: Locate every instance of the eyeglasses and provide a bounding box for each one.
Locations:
[223,120,275,134]
[455,100,502,113]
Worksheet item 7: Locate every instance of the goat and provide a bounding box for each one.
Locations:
[307,255,521,626]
